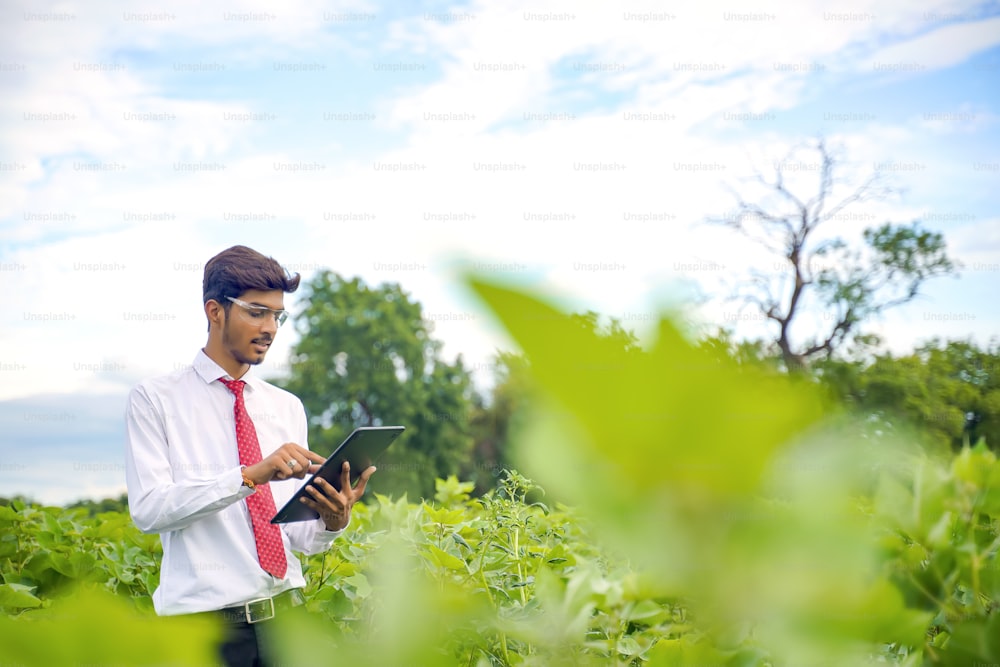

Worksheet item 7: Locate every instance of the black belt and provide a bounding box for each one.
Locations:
[215,588,305,624]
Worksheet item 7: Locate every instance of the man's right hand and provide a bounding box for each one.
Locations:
[243,443,326,486]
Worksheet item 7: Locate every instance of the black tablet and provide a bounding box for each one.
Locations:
[270,425,405,524]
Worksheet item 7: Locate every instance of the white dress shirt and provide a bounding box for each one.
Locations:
[125,350,342,615]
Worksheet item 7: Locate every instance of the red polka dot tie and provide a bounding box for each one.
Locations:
[219,378,288,579]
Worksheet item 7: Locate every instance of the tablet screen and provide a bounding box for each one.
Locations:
[271,425,405,523]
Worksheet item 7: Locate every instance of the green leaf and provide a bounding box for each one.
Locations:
[425,544,467,572]
[451,532,472,552]
[317,588,353,620]
[0,505,25,523]
[422,505,467,526]
[626,599,667,624]
[70,552,103,581]
[0,535,18,560]
[465,277,824,498]
[616,634,641,657]
[0,583,42,611]
[35,531,60,549]
[647,637,728,667]
[434,475,476,506]
[939,613,1000,665]
[464,277,827,596]
[40,510,63,535]
[343,573,372,599]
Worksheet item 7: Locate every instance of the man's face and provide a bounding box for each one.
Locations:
[220,289,285,367]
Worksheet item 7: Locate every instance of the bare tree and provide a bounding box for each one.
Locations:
[710,138,956,372]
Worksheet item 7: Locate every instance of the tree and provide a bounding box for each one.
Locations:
[280,271,475,500]
[711,138,956,371]
[465,351,532,494]
[814,338,1000,451]
[698,327,781,371]
[65,493,129,515]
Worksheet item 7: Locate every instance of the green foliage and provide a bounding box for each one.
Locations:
[813,222,954,335]
[0,503,220,666]
[64,492,129,516]
[281,270,476,499]
[462,276,930,665]
[875,442,1000,664]
[816,338,1000,451]
[4,446,1000,665]
[0,475,689,666]
[5,279,1000,666]
[0,501,160,614]
[465,351,533,493]
[287,469,684,666]
[864,222,956,289]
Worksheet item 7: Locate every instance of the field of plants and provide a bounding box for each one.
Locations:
[3,447,1000,666]
[2,280,999,666]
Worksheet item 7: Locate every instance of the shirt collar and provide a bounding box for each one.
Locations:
[192,349,260,390]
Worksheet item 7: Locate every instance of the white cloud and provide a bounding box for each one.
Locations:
[946,215,1000,269]
[1,0,998,410]
[865,15,1000,72]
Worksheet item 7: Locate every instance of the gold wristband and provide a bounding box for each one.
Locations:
[240,466,256,491]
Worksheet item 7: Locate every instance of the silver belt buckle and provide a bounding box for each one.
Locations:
[243,596,275,624]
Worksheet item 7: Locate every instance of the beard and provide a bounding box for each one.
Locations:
[222,318,271,366]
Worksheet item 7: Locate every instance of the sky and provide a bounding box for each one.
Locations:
[1,0,999,504]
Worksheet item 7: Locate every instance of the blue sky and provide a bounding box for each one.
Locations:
[1,0,999,504]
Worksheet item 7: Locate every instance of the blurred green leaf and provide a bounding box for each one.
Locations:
[465,279,828,589]
[463,276,932,665]
[0,586,220,665]
[626,599,667,624]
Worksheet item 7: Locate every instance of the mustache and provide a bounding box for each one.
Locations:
[252,336,273,344]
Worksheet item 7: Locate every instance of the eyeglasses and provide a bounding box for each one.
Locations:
[225,296,289,328]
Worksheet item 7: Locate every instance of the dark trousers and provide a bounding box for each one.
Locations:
[217,618,265,667]
[208,589,304,666]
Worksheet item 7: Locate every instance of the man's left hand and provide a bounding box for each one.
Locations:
[299,461,376,532]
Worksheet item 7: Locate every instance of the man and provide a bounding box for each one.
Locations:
[125,245,374,666]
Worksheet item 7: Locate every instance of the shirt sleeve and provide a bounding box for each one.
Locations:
[285,517,348,555]
[125,384,253,534]
[281,398,348,554]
